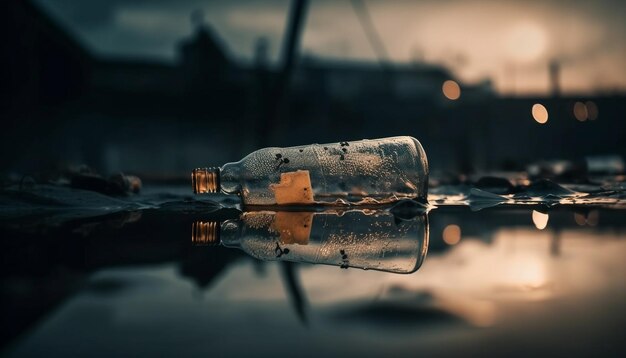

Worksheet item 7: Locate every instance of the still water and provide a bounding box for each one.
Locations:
[1,189,625,357]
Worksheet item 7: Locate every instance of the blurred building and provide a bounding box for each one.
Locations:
[1,0,625,177]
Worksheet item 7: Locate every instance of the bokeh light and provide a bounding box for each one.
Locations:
[573,101,588,121]
[442,80,461,100]
[586,101,599,120]
[532,103,548,124]
[443,224,462,245]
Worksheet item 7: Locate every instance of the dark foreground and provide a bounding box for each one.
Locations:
[0,183,625,357]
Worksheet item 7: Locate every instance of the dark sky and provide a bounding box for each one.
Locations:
[36,0,626,95]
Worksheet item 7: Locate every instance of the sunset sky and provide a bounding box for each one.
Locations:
[37,0,626,95]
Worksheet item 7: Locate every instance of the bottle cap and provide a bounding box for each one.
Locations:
[192,167,220,193]
[191,221,220,246]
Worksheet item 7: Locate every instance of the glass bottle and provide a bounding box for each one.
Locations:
[192,209,429,274]
[192,136,428,207]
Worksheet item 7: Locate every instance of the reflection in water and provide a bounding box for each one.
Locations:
[587,209,599,226]
[532,210,549,230]
[442,224,462,245]
[573,210,599,227]
[3,206,626,356]
[191,221,220,245]
[574,212,586,226]
[193,210,429,274]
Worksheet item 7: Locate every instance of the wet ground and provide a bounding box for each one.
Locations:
[1,183,625,357]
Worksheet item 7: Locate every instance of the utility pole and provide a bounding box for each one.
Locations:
[256,0,308,147]
[549,59,560,97]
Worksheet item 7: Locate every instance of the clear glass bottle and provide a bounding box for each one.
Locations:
[192,209,429,274]
[192,136,428,207]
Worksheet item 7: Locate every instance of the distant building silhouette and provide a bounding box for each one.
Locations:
[1,0,624,176]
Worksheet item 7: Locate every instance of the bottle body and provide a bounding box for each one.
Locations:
[219,210,429,274]
[214,136,428,206]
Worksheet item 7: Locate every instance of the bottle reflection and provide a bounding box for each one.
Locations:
[193,209,429,274]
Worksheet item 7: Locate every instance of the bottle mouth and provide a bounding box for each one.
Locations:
[192,167,220,193]
[191,221,220,246]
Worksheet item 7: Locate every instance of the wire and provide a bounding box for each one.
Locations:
[350,0,391,67]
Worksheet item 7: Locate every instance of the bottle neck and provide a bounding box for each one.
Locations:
[219,162,242,194]
[192,167,220,193]
[191,163,242,194]
[191,221,220,246]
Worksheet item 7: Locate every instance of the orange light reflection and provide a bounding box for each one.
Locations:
[532,210,549,230]
[443,224,462,245]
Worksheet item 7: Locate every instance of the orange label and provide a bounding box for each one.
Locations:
[270,170,314,205]
[271,212,313,245]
